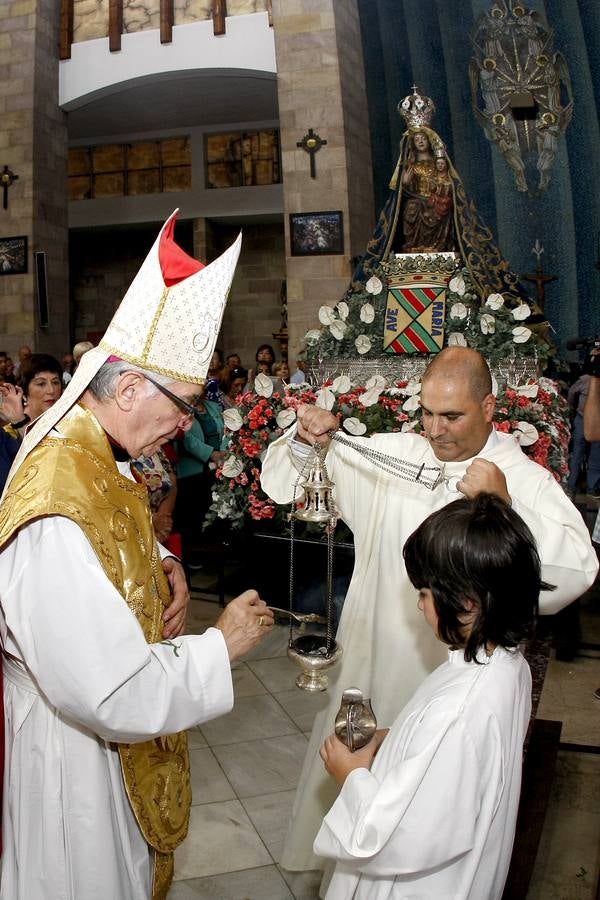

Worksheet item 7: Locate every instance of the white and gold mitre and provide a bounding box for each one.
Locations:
[5,210,241,489]
[100,210,241,383]
[398,86,436,129]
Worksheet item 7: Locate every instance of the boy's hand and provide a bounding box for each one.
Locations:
[319,728,389,786]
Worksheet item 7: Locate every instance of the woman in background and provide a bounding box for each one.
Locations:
[20,353,64,424]
[174,388,225,566]
[221,367,248,409]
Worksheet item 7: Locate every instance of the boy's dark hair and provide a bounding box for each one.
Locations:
[403,494,554,662]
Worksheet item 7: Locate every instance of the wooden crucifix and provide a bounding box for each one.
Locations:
[522,240,557,313]
[297,129,327,179]
[1,166,18,211]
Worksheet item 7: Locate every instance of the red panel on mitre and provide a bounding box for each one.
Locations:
[159,215,205,286]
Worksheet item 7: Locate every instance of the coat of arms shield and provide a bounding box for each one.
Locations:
[383,274,448,354]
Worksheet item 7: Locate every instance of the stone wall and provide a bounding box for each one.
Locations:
[214,221,286,370]
[70,219,286,370]
[271,0,374,360]
[0,0,68,359]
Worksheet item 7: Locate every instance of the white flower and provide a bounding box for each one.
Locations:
[304,328,322,344]
[254,373,274,397]
[512,326,532,344]
[332,374,352,393]
[330,320,347,340]
[222,408,243,431]
[513,421,539,447]
[276,409,297,429]
[448,332,468,346]
[491,375,499,396]
[480,313,496,334]
[539,377,558,395]
[355,334,372,354]
[336,300,349,320]
[449,274,466,296]
[360,303,375,323]
[401,421,416,432]
[402,394,421,412]
[365,276,383,295]
[516,382,539,398]
[450,302,468,320]
[316,388,336,410]
[318,305,336,326]
[361,386,382,407]
[403,379,422,396]
[365,374,387,391]
[485,293,504,310]
[343,417,367,436]
[221,455,244,478]
[512,302,531,321]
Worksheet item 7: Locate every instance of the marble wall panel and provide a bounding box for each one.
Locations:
[123,0,159,34]
[72,0,267,38]
[73,0,109,42]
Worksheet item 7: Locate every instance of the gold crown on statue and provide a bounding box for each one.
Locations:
[398,86,436,129]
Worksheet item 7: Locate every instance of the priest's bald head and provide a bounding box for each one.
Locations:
[419,347,496,462]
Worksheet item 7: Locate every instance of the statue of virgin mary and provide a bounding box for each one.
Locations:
[353,87,528,304]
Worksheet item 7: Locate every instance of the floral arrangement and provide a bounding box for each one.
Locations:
[443,269,551,365]
[302,263,553,368]
[205,371,570,530]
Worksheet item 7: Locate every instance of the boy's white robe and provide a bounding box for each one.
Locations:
[261,429,597,872]
[0,460,234,900]
[314,646,531,899]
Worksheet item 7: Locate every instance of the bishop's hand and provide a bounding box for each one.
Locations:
[214,590,274,661]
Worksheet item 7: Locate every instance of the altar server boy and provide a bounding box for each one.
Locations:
[314,493,551,900]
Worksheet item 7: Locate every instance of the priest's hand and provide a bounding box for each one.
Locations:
[457,459,511,505]
[214,590,274,661]
[161,557,189,638]
[296,403,338,448]
[319,729,389,786]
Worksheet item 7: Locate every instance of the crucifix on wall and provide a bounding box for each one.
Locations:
[297,129,327,179]
[522,240,557,314]
[1,166,19,210]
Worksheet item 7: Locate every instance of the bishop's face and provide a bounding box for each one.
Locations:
[126,378,203,459]
[419,375,495,462]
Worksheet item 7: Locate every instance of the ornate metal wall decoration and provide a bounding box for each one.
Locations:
[469,1,573,193]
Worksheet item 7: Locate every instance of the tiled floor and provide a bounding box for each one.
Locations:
[169,523,600,900]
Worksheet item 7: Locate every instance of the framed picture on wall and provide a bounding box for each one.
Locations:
[0,236,28,275]
[289,211,344,256]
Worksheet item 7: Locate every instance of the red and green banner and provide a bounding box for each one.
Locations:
[384,275,447,354]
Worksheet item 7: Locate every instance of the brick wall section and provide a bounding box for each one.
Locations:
[271,0,373,360]
[70,220,286,371]
[218,222,287,369]
[0,0,69,359]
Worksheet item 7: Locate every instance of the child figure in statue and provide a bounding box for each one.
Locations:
[314,493,551,900]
